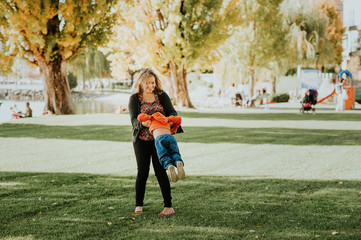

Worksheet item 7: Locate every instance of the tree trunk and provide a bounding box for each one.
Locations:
[39,59,74,115]
[272,76,276,94]
[82,69,86,90]
[250,67,255,97]
[169,59,194,108]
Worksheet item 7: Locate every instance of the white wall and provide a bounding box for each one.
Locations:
[342,0,361,69]
[343,0,361,28]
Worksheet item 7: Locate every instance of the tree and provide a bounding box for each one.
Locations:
[68,47,111,90]
[0,0,117,114]
[221,0,288,95]
[319,0,345,66]
[282,0,344,70]
[0,27,16,75]
[110,0,242,107]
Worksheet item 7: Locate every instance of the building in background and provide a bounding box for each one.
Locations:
[342,0,361,81]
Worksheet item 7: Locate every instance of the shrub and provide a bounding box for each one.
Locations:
[67,72,77,90]
[271,93,290,103]
[285,68,297,76]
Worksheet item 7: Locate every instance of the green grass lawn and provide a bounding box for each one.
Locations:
[1,112,361,239]
[178,112,361,121]
[1,172,360,240]
[1,123,361,145]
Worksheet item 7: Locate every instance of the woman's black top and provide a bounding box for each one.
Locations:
[128,92,184,142]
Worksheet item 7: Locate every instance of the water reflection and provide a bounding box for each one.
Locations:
[0,99,119,122]
[73,100,118,115]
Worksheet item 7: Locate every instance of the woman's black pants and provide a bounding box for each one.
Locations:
[133,139,172,207]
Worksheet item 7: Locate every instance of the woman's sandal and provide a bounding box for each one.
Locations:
[134,207,143,213]
[158,208,175,216]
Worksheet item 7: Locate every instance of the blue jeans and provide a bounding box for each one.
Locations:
[155,134,183,170]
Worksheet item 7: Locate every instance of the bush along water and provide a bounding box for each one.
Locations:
[271,93,290,103]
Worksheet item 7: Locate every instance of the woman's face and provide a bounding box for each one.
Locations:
[141,76,156,94]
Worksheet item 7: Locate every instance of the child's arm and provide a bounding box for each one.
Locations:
[168,116,182,134]
[137,113,152,122]
[151,112,169,125]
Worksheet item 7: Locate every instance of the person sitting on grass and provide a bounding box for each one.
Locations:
[10,106,23,119]
[137,112,185,183]
[25,102,32,118]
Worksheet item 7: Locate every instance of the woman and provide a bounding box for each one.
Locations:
[335,78,346,112]
[128,68,183,216]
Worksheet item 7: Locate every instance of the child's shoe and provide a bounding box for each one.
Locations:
[176,161,185,179]
[168,165,178,182]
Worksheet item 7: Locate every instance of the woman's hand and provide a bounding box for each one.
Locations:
[141,120,151,128]
[169,122,174,127]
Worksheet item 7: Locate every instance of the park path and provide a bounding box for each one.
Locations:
[1,113,361,180]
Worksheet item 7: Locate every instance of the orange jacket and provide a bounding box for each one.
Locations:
[137,112,182,133]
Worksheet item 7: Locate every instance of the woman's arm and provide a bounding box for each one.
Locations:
[159,92,177,116]
[128,94,143,130]
[159,92,184,133]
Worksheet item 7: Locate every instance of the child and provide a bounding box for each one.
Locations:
[137,112,185,182]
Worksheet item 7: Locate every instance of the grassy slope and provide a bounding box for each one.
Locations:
[1,172,361,240]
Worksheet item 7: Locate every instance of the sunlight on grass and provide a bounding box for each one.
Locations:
[53,217,105,223]
[0,237,34,240]
[140,225,243,234]
[0,182,24,186]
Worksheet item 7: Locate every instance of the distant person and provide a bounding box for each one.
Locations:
[42,110,53,116]
[225,83,238,106]
[115,105,127,114]
[237,82,246,107]
[13,104,19,113]
[335,78,345,112]
[25,102,32,118]
[262,88,269,111]
[10,105,22,119]
[137,112,184,183]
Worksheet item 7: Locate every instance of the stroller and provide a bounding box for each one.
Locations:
[300,89,318,114]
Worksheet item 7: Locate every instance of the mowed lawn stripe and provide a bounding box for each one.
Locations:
[2,138,361,179]
[0,123,361,145]
[178,112,361,121]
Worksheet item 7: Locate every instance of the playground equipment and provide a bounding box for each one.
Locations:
[316,70,355,110]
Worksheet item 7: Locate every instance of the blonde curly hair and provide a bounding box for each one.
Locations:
[133,68,164,96]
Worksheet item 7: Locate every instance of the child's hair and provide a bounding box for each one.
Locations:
[134,68,164,95]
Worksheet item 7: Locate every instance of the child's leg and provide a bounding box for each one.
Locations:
[155,137,173,170]
[166,135,185,179]
[166,135,183,166]
[155,136,178,182]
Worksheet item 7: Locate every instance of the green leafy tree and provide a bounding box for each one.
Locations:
[222,0,288,95]
[68,47,111,90]
[0,0,117,114]
[110,0,242,107]
[0,29,16,75]
[319,0,345,66]
[283,0,344,70]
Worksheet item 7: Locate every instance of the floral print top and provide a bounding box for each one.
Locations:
[138,94,165,141]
